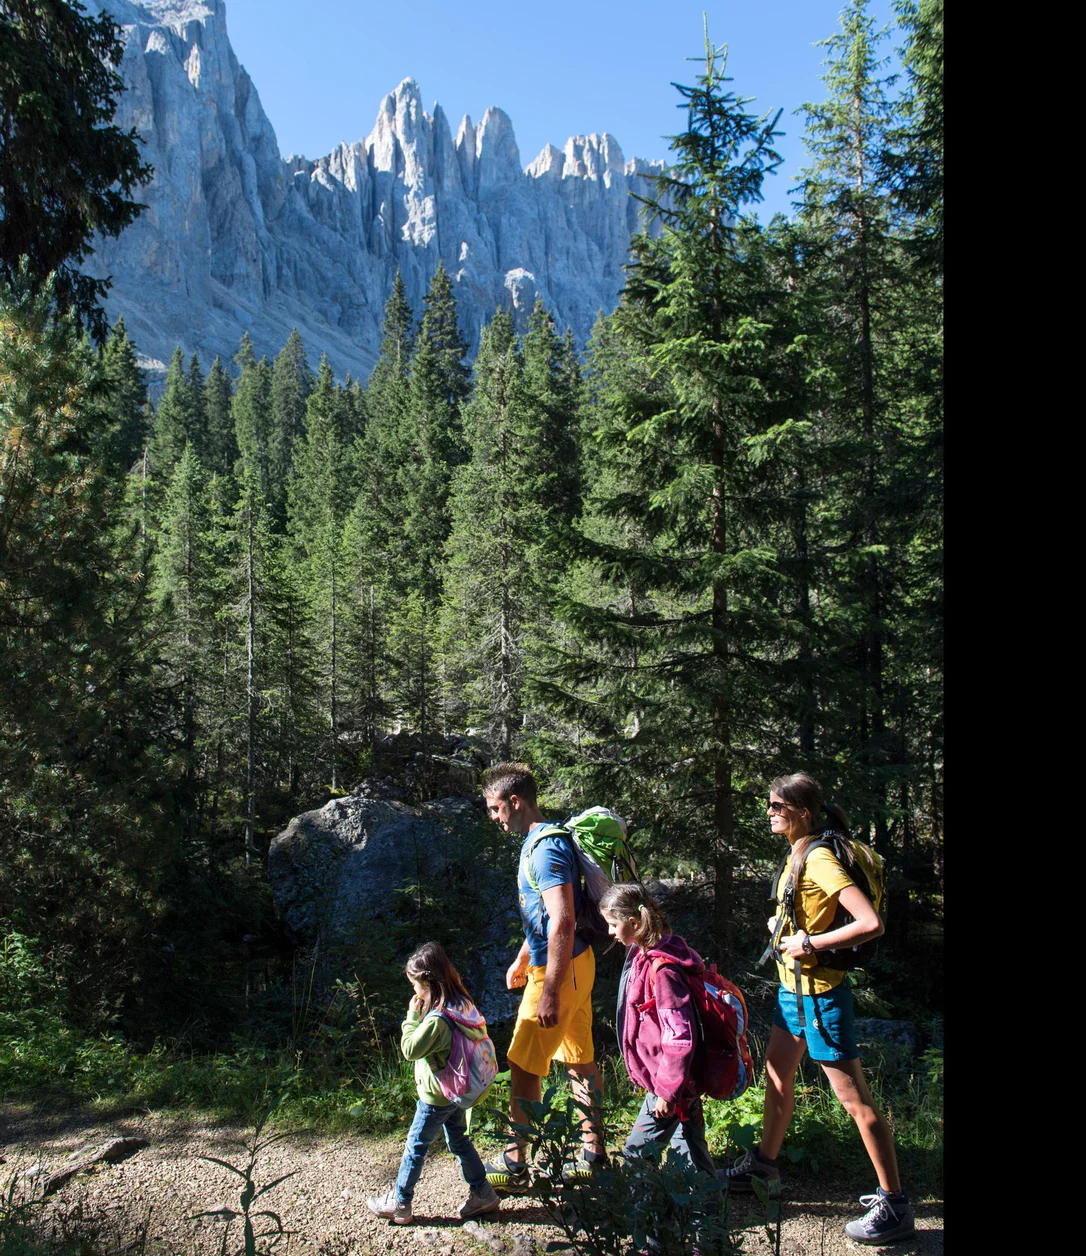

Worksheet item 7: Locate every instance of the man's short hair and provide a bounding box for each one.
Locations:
[482,761,538,805]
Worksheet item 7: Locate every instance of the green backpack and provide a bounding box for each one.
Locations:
[523,806,640,943]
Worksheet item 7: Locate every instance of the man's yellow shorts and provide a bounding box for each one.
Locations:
[507,947,595,1078]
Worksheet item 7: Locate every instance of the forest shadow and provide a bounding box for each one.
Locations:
[0,1103,250,1150]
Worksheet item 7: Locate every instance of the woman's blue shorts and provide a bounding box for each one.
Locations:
[773,981,859,1062]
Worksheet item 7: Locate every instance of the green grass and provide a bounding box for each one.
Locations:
[0,1020,418,1133]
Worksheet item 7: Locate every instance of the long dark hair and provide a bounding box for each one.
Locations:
[771,771,853,877]
[405,941,473,1015]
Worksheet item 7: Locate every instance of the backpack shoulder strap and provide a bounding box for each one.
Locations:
[635,956,676,1011]
[420,1009,456,1062]
[804,833,874,903]
[758,839,830,968]
[791,835,832,881]
[647,955,674,993]
[522,824,574,894]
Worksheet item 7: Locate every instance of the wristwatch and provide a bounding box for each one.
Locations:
[801,934,818,957]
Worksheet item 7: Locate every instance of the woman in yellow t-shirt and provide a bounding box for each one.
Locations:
[722,772,915,1246]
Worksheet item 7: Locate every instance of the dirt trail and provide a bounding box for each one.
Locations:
[0,1110,943,1255]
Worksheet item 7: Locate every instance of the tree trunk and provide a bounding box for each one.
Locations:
[853,97,888,853]
[794,469,816,755]
[329,564,339,792]
[245,503,256,864]
[711,392,733,952]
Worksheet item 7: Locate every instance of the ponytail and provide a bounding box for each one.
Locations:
[817,800,852,842]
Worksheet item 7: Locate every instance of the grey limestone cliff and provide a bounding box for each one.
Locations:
[86,0,663,382]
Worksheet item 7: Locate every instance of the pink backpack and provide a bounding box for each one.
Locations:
[643,958,754,1102]
[429,1006,498,1109]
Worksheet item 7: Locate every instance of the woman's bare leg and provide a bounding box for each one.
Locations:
[759,1024,809,1158]
[819,1058,901,1193]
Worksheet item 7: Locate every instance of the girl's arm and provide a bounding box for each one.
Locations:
[652,966,697,1104]
[400,1005,451,1061]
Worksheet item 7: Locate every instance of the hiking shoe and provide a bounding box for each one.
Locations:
[459,1182,501,1219]
[366,1191,412,1224]
[484,1151,530,1194]
[844,1191,915,1244]
[561,1151,610,1184]
[718,1148,781,1195]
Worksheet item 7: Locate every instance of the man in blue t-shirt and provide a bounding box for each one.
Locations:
[481,762,606,1192]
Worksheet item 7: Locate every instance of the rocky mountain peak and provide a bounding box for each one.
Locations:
[89,0,664,384]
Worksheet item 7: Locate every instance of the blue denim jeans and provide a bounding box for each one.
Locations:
[395,1099,487,1207]
[623,1092,717,1179]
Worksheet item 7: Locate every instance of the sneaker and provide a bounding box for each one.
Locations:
[366,1191,412,1224]
[844,1191,916,1244]
[459,1183,502,1219]
[484,1151,531,1195]
[561,1151,610,1184]
[718,1148,781,1195]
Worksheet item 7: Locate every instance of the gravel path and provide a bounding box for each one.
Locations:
[0,1109,943,1255]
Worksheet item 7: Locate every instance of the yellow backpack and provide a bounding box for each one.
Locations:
[758,829,885,1029]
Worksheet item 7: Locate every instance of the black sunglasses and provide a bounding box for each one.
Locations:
[767,800,793,814]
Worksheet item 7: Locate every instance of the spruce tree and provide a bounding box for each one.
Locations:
[888,0,943,275]
[363,270,414,469]
[891,0,943,886]
[538,27,784,946]
[187,351,207,463]
[231,333,272,499]
[340,501,390,749]
[99,315,148,472]
[383,264,470,765]
[203,355,236,477]
[0,280,176,1024]
[398,261,469,599]
[269,328,314,529]
[218,438,292,860]
[340,274,416,753]
[349,274,414,580]
[289,355,353,790]
[342,372,366,443]
[520,298,583,531]
[264,542,320,806]
[797,0,909,846]
[0,0,152,338]
[152,443,215,830]
[442,310,530,753]
[150,345,194,474]
[443,303,589,755]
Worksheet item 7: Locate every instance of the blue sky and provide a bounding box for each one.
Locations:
[223,0,902,223]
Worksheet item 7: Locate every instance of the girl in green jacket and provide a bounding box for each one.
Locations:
[367,942,501,1226]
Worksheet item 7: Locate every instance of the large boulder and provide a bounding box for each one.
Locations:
[267,794,521,1022]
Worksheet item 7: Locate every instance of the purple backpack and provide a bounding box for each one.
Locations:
[429,1004,498,1109]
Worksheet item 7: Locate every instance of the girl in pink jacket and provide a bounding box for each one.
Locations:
[598,883,717,1178]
